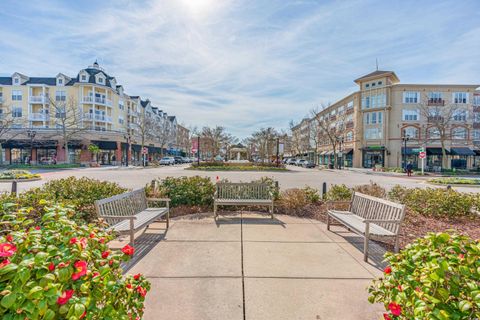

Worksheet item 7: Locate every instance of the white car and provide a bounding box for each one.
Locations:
[295,159,306,166]
[160,157,175,165]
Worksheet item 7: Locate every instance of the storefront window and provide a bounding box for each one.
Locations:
[37,149,57,164]
[362,150,384,168]
[11,148,31,164]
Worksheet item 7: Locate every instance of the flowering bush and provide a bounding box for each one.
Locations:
[368,232,480,319]
[0,202,150,319]
[0,169,41,180]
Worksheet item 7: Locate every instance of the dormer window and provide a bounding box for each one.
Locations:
[98,77,104,84]
[14,78,19,85]
[81,74,87,82]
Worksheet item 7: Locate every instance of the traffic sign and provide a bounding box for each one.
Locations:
[412,147,425,153]
[419,151,426,159]
[142,147,148,155]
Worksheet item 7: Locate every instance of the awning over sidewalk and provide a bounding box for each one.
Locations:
[426,147,450,155]
[401,147,415,155]
[320,151,328,155]
[450,147,476,156]
[91,140,118,150]
[342,148,353,155]
[474,150,480,156]
[325,151,334,155]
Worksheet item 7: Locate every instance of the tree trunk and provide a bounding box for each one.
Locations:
[440,138,448,170]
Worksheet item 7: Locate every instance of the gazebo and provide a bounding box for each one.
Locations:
[229,143,248,161]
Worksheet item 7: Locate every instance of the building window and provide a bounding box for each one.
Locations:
[473,129,480,140]
[366,84,369,88]
[12,107,22,118]
[403,127,418,139]
[98,77,104,84]
[427,127,441,139]
[452,109,467,121]
[452,127,467,140]
[119,117,124,125]
[378,81,382,85]
[347,101,353,109]
[402,109,419,121]
[55,91,66,102]
[428,92,443,103]
[371,112,377,124]
[474,113,480,123]
[81,74,87,81]
[14,78,19,85]
[364,128,382,140]
[12,90,22,101]
[453,92,468,104]
[58,78,63,85]
[473,95,480,106]
[364,113,370,124]
[345,131,354,142]
[403,91,419,104]
[371,82,376,87]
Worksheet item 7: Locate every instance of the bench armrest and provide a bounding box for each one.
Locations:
[363,219,402,224]
[100,215,137,220]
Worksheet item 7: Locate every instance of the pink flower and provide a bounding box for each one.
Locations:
[58,261,70,268]
[126,283,133,289]
[72,261,88,281]
[136,286,147,297]
[99,238,106,244]
[388,302,402,317]
[70,237,78,245]
[101,251,110,259]
[5,235,13,242]
[79,238,88,249]
[57,289,74,305]
[35,226,41,230]
[92,272,100,278]
[0,243,17,257]
[383,314,392,320]
[0,259,11,268]
[48,262,55,271]
[122,245,135,256]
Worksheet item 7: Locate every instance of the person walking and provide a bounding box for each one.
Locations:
[406,162,413,177]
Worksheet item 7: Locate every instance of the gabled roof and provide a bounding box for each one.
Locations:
[354,70,399,84]
[24,77,57,86]
[140,100,150,108]
[0,77,12,85]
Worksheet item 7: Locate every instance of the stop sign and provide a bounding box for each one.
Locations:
[419,151,426,159]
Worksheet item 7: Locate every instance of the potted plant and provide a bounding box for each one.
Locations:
[88,144,100,167]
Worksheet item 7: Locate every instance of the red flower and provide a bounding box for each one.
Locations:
[133,273,141,280]
[415,287,421,292]
[72,261,88,281]
[397,285,403,292]
[80,311,87,319]
[458,253,465,259]
[89,233,95,238]
[136,286,147,297]
[0,259,11,268]
[122,245,135,256]
[92,272,100,278]
[5,235,13,242]
[48,262,55,271]
[383,314,392,320]
[99,238,106,244]
[384,266,392,274]
[126,283,133,289]
[35,226,41,230]
[0,243,17,257]
[70,237,78,245]
[101,251,110,259]
[388,302,402,316]
[57,289,74,305]
[109,259,114,266]
[79,238,88,249]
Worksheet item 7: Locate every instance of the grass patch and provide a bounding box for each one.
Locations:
[187,161,288,171]
[429,177,480,185]
[5,163,83,169]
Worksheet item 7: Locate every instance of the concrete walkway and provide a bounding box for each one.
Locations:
[117,213,386,319]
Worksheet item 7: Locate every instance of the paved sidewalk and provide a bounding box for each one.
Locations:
[118,213,385,320]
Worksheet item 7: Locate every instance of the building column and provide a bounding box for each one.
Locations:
[56,144,66,163]
[31,148,37,165]
[116,142,122,166]
[5,148,11,164]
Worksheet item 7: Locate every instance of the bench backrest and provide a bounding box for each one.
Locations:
[216,183,272,200]
[350,192,405,235]
[95,188,147,224]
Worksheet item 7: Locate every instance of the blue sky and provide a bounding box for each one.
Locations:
[1,0,479,138]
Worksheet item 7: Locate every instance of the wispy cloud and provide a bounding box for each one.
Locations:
[0,0,479,137]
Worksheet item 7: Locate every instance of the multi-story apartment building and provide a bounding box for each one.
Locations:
[176,124,191,156]
[0,62,186,165]
[295,70,480,170]
[291,118,314,160]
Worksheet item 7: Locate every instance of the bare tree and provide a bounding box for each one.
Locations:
[289,120,301,157]
[417,93,471,168]
[0,105,25,165]
[47,96,87,163]
[312,104,349,168]
[200,126,233,159]
[134,109,157,165]
[248,127,278,161]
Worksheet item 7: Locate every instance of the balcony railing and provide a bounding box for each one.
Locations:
[29,113,49,121]
[427,99,445,106]
[29,95,48,104]
[427,115,444,122]
[83,113,112,122]
[94,97,112,106]
[82,96,93,103]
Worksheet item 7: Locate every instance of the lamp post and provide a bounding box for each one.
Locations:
[402,129,410,171]
[27,129,36,165]
[276,137,280,167]
[124,133,131,167]
[197,136,200,166]
[337,136,344,169]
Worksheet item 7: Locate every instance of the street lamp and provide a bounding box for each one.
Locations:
[197,136,200,166]
[337,136,344,169]
[27,129,36,165]
[402,129,410,171]
[124,133,131,167]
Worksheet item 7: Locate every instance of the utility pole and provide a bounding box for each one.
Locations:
[276,137,280,167]
[197,136,200,166]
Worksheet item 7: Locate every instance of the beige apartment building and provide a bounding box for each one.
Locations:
[0,62,189,165]
[292,70,480,170]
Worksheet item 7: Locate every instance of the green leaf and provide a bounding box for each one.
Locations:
[459,300,471,312]
[44,309,55,320]
[0,263,17,276]
[1,292,17,308]
[74,303,86,317]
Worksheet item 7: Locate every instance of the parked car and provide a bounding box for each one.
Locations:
[182,157,191,163]
[286,158,296,165]
[295,159,306,166]
[160,157,175,165]
[302,161,316,168]
[174,156,184,164]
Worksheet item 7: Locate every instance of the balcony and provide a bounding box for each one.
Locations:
[83,113,112,123]
[29,95,48,104]
[346,121,354,129]
[95,97,112,106]
[29,113,49,121]
[82,96,94,103]
[427,115,444,122]
[427,99,445,106]
[346,108,354,115]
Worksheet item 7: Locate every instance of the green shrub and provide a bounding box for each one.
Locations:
[147,176,216,207]
[429,177,480,185]
[369,232,480,319]
[0,170,41,180]
[388,186,474,217]
[0,202,150,319]
[277,187,320,213]
[13,177,127,223]
[385,167,404,173]
[354,182,386,198]
[324,184,352,201]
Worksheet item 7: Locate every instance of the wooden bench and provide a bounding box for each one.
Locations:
[94,188,170,245]
[327,192,405,261]
[214,182,275,218]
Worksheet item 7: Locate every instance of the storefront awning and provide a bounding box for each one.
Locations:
[91,140,118,150]
[343,148,353,155]
[450,147,475,156]
[325,151,334,155]
[131,144,142,152]
[426,147,450,155]
[2,140,57,148]
[320,151,327,155]
[362,146,385,151]
[474,150,480,156]
[402,147,415,155]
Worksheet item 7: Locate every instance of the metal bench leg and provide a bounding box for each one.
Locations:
[214,204,217,219]
[166,210,170,229]
[130,218,135,246]
[326,213,330,231]
[394,236,399,253]
[270,203,274,219]
[364,223,370,262]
